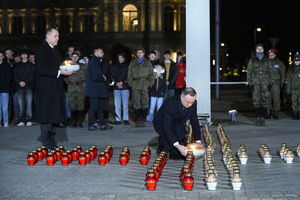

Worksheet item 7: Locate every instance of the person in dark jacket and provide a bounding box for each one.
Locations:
[35,28,73,151]
[153,87,202,160]
[146,64,166,123]
[14,51,35,127]
[112,53,130,125]
[148,50,160,66]
[4,48,19,124]
[85,48,113,131]
[0,52,12,128]
[161,50,177,99]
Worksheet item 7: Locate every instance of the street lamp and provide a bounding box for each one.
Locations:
[254,27,262,46]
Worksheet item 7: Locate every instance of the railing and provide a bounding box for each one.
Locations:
[210,82,248,85]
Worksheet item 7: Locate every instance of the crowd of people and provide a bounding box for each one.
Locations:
[1,31,300,133]
[247,44,300,126]
[0,34,187,131]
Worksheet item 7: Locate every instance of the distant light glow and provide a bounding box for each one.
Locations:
[226,53,229,57]
[133,19,138,25]
[220,43,225,47]
[256,27,262,32]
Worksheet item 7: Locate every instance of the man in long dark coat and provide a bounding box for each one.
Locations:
[35,28,73,151]
[153,87,202,160]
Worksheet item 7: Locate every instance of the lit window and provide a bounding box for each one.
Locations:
[122,4,138,32]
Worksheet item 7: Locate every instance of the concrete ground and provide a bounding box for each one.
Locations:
[1,86,300,200]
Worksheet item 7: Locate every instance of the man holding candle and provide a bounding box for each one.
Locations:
[35,28,73,151]
[153,87,202,160]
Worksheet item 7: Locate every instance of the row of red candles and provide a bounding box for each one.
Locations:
[145,151,168,191]
[144,151,196,191]
[180,152,195,190]
[27,145,100,166]
[27,145,153,166]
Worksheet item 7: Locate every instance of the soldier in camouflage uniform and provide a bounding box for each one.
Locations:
[247,44,271,126]
[64,53,86,127]
[286,52,300,120]
[267,49,286,119]
[127,48,154,127]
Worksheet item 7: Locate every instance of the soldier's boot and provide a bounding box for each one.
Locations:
[260,107,267,126]
[260,117,266,126]
[262,107,269,119]
[269,110,273,119]
[71,111,78,127]
[77,110,84,127]
[139,109,147,127]
[297,111,300,120]
[255,108,260,126]
[134,109,139,121]
[264,109,273,119]
[135,109,143,127]
[293,112,297,120]
[142,109,149,121]
[273,111,279,120]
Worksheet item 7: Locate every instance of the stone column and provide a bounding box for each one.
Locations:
[8,14,12,34]
[103,0,109,32]
[140,0,145,31]
[150,0,156,31]
[21,14,26,34]
[31,11,36,34]
[186,0,211,118]
[69,13,73,33]
[173,9,177,31]
[113,0,119,32]
[177,2,181,31]
[157,0,162,31]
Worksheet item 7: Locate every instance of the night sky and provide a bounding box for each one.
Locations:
[214,0,300,66]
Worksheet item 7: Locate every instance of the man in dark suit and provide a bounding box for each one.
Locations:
[35,28,73,151]
[153,87,202,159]
[85,48,113,131]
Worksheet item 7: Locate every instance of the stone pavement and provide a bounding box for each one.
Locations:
[1,111,300,200]
[1,86,300,199]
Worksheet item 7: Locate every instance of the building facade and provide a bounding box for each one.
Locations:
[0,0,186,58]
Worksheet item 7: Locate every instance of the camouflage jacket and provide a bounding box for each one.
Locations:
[64,63,86,91]
[127,58,154,91]
[286,64,300,92]
[247,56,271,86]
[269,57,286,85]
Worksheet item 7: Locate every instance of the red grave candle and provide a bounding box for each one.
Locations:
[61,152,69,166]
[98,152,107,165]
[79,152,87,166]
[182,173,194,190]
[27,152,36,166]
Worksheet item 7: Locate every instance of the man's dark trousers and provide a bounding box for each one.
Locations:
[40,124,57,149]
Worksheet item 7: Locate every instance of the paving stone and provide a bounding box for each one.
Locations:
[284,193,299,198]
[271,192,285,198]
[1,109,300,199]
